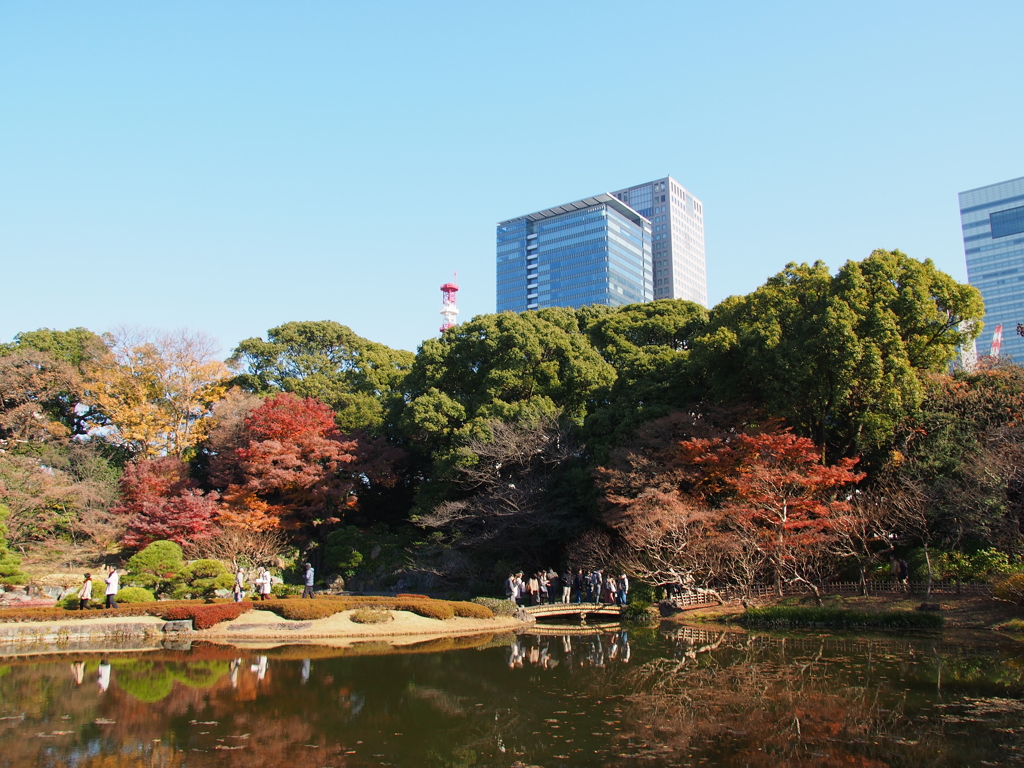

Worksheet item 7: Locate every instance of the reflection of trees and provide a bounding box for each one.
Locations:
[2,633,1023,767]
[110,660,230,703]
[612,627,1024,767]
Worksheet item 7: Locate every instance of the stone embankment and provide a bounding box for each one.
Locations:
[0,616,193,649]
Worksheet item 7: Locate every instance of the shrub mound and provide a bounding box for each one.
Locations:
[739,606,944,629]
[622,600,656,626]
[159,601,252,630]
[252,596,494,622]
[116,587,156,604]
[472,597,517,617]
[350,607,392,624]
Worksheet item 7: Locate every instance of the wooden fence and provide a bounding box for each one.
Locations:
[665,580,991,606]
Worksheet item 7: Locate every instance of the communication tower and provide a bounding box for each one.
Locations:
[440,273,459,334]
[991,324,1004,357]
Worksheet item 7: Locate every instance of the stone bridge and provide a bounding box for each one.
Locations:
[519,602,623,624]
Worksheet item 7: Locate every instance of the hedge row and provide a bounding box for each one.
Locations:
[739,606,944,629]
[252,596,493,621]
[0,600,253,628]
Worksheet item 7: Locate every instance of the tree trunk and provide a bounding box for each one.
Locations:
[924,543,933,597]
[858,564,867,597]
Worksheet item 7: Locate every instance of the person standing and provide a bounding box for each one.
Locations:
[527,573,540,605]
[256,567,272,600]
[505,572,518,603]
[560,569,572,603]
[104,567,119,610]
[302,562,315,599]
[79,573,93,611]
[573,569,584,603]
[234,567,246,602]
[618,574,629,606]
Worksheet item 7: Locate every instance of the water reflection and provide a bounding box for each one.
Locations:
[0,627,1021,767]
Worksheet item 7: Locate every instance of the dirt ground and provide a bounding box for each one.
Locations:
[668,592,1024,630]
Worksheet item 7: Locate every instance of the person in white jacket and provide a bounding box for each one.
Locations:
[104,567,119,610]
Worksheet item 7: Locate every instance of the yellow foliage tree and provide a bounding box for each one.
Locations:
[84,328,229,457]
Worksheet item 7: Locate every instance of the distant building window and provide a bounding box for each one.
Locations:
[991,206,1024,239]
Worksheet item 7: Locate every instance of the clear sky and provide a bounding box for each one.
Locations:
[3,2,1023,355]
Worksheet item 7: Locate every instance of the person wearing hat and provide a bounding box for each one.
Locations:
[302,562,315,599]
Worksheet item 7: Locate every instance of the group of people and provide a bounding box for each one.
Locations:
[75,568,122,610]
[505,568,629,606]
[233,566,276,602]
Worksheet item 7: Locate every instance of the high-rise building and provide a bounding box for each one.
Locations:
[959,175,1024,361]
[610,176,706,305]
[496,193,653,313]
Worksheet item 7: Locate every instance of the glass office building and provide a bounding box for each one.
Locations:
[611,176,706,305]
[496,194,653,313]
[960,176,1024,361]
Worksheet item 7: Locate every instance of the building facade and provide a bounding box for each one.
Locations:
[496,193,653,313]
[610,176,706,305]
[959,175,1024,361]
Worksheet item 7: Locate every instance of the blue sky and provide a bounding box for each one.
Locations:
[3,2,1023,355]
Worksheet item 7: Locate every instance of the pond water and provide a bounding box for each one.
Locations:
[1,625,1023,767]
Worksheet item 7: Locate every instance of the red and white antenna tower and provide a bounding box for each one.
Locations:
[990,324,1004,357]
[440,273,459,334]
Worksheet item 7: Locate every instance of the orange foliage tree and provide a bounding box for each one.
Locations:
[215,393,400,538]
[601,423,864,596]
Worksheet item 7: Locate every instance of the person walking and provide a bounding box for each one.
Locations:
[302,562,316,599]
[104,567,119,610]
[79,573,93,611]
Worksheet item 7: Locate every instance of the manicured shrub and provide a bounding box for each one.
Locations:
[255,599,347,621]
[993,573,1024,606]
[394,600,454,620]
[350,607,392,624]
[177,559,233,599]
[451,601,494,619]
[271,583,302,598]
[116,587,156,603]
[396,593,431,600]
[159,601,252,630]
[472,597,517,617]
[126,541,185,597]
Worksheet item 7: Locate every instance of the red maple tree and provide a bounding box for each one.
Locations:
[675,431,865,595]
[114,456,219,549]
[219,392,399,534]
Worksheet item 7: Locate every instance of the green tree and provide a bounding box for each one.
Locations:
[580,299,709,455]
[398,308,616,463]
[690,251,983,462]
[229,320,414,435]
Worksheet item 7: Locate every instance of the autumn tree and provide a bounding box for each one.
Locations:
[230,320,414,435]
[113,457,220,549]
[601,422,864,596]
[0,327,109,437]
[84,328,229,457]
[215,392,400,537]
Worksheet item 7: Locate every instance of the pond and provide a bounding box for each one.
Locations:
[1,625,1023,767]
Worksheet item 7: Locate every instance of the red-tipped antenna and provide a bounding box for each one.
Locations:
[440,272,459,333]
